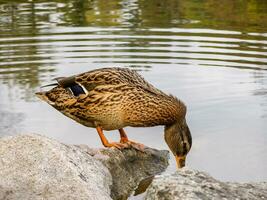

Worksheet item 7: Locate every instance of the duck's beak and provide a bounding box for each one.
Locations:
[175,155,186,168]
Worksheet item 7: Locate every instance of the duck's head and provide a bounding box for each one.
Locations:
[164,118,192,169]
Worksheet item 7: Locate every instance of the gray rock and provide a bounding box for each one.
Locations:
[0,134,169,200]
[0,134,112,200]
[145,168,267,200]
[78,145,169,200]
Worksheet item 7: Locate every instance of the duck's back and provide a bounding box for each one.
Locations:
[71,67,164,96]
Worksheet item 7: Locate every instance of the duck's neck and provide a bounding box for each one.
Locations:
[144,96,186,127]
[156,96,186,125]
[126,95,186,127]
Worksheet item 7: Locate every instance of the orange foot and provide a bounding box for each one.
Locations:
[96,127,129,150]
[120,138,145,152]
[104,141,129,149]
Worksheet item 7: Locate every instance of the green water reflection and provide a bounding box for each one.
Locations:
[1,0,267,30]
[1,0,267,94]
[0,0,267,90]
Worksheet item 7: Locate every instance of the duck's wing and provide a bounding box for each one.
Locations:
[119,68,166,96]
[74,67,166,96]
[51,69,117,97]
[53,67,165,97]
[54,76,87,97]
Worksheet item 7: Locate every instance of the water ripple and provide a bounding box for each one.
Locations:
[0,28,266,72]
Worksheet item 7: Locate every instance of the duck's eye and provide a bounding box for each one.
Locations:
[69,84,86,96]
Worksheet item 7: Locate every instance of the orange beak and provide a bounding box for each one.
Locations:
[175,155,186,168]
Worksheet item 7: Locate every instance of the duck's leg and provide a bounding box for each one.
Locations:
[119,128,130,143]
[96,127,128,149]
[119,128,145,151]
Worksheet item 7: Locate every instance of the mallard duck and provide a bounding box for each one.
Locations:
[36,67,192,168]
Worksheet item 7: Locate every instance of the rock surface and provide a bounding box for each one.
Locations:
[0,134,169,200]
[145,168,267,200]
[78,144,169,200]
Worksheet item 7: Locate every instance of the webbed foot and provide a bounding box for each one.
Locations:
[120,138,145,152]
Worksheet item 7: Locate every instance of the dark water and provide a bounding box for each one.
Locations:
[0,1,267,193]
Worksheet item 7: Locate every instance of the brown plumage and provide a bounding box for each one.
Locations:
[36,67,192,168]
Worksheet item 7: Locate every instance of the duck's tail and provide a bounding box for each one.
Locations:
[40,83,58,88]
[35,91,55,105]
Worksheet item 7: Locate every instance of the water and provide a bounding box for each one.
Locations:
[0,0,267,192]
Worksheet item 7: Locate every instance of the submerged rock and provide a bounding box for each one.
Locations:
[145,168,267,200]
[0,134,169,200]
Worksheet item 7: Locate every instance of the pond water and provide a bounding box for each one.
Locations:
[0,0,267,193]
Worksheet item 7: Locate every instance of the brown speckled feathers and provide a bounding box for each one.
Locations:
[37,67,186,130]
[61,68,164,95]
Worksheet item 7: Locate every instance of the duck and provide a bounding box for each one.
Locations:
[36,67,192,168]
